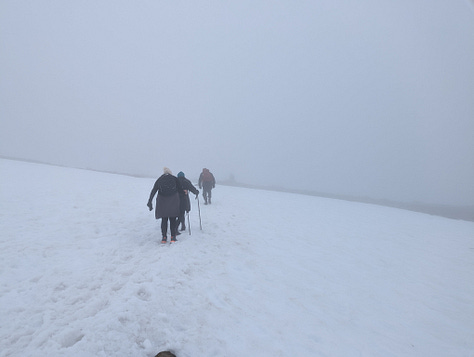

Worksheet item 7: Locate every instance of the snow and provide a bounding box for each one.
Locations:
[1,158,473,357]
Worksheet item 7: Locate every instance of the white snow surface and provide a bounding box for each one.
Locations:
[1,158,473,357]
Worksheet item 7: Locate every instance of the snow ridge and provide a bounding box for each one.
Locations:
[1,159,473,357]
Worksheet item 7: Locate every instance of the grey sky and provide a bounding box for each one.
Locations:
[1,0,473,206]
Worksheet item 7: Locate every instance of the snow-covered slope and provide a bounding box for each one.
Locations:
[1,159,473,357]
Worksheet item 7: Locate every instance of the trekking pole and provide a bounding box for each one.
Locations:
[187,211,191,235]
[197,196,203,230]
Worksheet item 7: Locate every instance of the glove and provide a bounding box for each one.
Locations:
[147,201,153,211]
[195,192,199,199]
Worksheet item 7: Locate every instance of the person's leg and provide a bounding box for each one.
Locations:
[181,197,189,230]
[177,196,185,229]
[208,189,212,204]
[177,212,185,231]
[161,218,168,240]
[170,217,178,241]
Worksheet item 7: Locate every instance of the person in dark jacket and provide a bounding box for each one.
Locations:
[147,167,184,243]
[176,171,199,232]
[198,168,216,205]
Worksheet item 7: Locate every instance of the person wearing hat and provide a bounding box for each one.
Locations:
[176,171,199,232]
[147,167,184,243]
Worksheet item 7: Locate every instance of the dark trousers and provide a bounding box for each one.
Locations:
[177,212,186,229]
[161,217,177,237]
[203,188,212,203]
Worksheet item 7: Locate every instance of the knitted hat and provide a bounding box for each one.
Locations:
[177,171,185,178]
[163,167,172,175]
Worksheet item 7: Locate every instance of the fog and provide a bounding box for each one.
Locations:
[1,0,474,206]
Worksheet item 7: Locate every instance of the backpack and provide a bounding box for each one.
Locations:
[159,175,177,196]
[202,170,213,182]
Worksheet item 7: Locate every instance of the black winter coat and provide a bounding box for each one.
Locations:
[177,176,199,213]
[148,174,184,219]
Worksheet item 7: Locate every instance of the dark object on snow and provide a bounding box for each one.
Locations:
[155,351,176,357]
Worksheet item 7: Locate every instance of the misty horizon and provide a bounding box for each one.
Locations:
[1,0,473,207]
[2,156,473,223]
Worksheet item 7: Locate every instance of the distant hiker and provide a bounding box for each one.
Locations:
[176,171,199,232]
[147,167,184,243]
[198,168,216,205]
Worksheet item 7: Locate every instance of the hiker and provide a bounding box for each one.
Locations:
[198,168,216,205]
[147,167,184,243]
[176,171,199,232]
